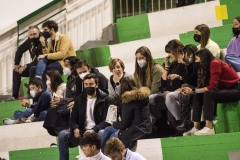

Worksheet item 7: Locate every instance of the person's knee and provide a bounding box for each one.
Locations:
[58,130,70,140]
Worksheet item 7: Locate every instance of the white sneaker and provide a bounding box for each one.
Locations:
[183,127,199,136]
[194,127,215,136]
[3,118,15,125]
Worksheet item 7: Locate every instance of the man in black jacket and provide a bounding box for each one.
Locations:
[74,59,108,95]
[58,73,110,160]
[11,25,42,99]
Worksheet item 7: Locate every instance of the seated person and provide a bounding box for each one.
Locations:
[11,25,42,100]
[225,16,240,72]
[78,132,110,160]
[102,76,152,149]
[33,20,76,89]
[182,49,240,136]
[75,60,108,95]
[3,78,51,124]
[104,138,146,160]
[58,73,110,160]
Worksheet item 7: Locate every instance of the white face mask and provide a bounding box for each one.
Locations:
[137,59,147,68]
[79,72,89,80]
[63,67,71,76]
[46,80,51,85]
[30,90,37,98]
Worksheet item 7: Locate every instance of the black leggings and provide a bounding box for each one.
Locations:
[192,89,240,122]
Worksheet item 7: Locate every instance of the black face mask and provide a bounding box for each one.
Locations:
[85,87,96,96]
[30,37,40,44]
[232,28,240,37]
[42,32,51,39]
[193,34,201,42]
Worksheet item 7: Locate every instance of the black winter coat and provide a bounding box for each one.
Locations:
[70,89,111,133]
[113,87,152,149]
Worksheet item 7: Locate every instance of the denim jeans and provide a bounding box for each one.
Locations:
[58,129,105,160]
[35,58,63,89]
[225,54,240,72]
[101,126,118,150]
[14,108,33,119]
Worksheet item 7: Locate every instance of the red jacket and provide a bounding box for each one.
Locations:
[207,60,240,90]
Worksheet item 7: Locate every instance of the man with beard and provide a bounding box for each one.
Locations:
[10,25,42,100]
[58,73,110,160]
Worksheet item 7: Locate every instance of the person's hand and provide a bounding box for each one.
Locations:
[40,36,46,46]
[112,70,121,83]
[167,74,180,80]
[37,54,46,60]
[18,66,26,74]
[67,101,74,110]
[181,87,192,95]
[51,97,60,108]
[14,65,20,72]
[74,128,80,138]
[21,99,30,107]
[85,129,94,134]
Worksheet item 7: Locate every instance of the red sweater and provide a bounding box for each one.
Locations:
[207,60,240,91]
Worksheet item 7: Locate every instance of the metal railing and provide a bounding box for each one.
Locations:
[113,0,214,22]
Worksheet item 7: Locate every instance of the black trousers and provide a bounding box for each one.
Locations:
[12,64,35,98]
[192,89,240,122]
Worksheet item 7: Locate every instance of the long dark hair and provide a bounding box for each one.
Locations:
[46,69,64,92]
[195,24,210,48]
[195,48,215,87]
[183,44,198,64]
[134,46,158,89]
[120,76,139,96]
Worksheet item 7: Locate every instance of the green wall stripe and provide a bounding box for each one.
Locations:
[17,0,62,25]
[161,132,240,160]
[76,46,111,68]
[220,0,240,26]
[116,14,150,43]
[179,25,233,49]
[9,147,79,160]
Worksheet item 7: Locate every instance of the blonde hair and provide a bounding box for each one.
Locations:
[104,138,125,155]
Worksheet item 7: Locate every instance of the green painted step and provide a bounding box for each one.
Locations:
[214,101,240,133]
[76,46,111,67]
[0,101,25,126]
[9,147,79,160]
[161,132,240,160]
[117,14,150,43]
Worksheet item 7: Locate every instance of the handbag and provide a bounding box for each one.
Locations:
[105,105,118,125]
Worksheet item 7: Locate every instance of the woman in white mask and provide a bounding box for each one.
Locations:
[134,46,164,94]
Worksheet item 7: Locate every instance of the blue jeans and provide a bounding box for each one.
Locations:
[58,129,105,160]
[35,58,63,89]
[14,108,33,119]
[225,54,240,72]
[101,126,118,150]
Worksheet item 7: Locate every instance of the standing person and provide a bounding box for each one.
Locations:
[134,46,164,94]
[225,16,240,72]
[10,25,42,100]
[182,48,240,136]
[58,73,110,160]
[34,20,76,88]
[75,60,108,95]
[104,138,146,160]
[78,132,110,160]
[193,24,220,59]
[3,78,51,124]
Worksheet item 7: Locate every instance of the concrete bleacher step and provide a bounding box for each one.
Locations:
[0,122,56,152]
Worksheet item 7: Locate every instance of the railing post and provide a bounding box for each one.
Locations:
[113,0,117,22]
[145,0,149,13]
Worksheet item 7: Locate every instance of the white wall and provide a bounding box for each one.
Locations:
[0,0,53,34]
[148,1,222,38]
